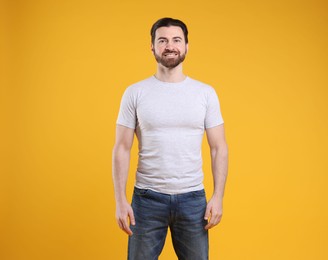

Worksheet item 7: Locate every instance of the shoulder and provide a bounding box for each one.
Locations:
[187,77,217,94]
[125,76,156,92]
[120,76,155,102]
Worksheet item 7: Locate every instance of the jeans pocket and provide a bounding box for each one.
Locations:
[134,188,150,196]
[191,189,206,198]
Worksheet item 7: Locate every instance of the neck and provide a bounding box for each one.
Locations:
[154,63,186,83]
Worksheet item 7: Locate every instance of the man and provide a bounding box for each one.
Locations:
[112,17,228,260]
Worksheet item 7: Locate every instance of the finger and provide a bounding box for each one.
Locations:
[119,219,133,236]
[204,206,211,220]
[124,226,133,236]
[205,214,222,230]
[205,220,213,230]
[205,218,216,230]
[204,213,213,230]
[129,210,136,226]
[117,219,123,230]
[204,213,217,229]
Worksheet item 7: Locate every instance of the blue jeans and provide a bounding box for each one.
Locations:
[128,187,208,260]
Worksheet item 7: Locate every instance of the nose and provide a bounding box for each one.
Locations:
[164,42,174,51]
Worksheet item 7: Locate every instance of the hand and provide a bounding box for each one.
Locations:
[115,199,135,236]
[204,196,223,230]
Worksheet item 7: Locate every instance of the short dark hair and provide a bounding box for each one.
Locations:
[150,17,188,44]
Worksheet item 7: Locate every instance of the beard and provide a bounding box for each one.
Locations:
[154,50,186,69]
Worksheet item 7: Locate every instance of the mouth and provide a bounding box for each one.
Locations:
[163,52,178,58]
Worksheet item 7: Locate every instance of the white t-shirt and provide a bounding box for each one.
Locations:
[117,76,224,194]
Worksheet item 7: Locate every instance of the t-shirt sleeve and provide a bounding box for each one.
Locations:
[205,87,224,129]
[116,87,137,129]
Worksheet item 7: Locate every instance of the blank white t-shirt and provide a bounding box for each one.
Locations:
[117,76,224,194]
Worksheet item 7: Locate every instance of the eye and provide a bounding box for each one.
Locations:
[158,39,167,44]
[174,39,181,43]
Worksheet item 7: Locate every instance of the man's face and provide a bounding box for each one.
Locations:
[152,26,188,69]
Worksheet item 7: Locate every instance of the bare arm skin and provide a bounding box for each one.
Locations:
[204,124,229,230]
[112,125,136,235]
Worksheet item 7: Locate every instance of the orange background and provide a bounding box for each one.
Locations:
[1,0,328,259]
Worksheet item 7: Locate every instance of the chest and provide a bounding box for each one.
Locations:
[136,89,207,131]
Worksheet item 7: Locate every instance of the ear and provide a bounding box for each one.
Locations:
[151,43,154,52]
[186,43,189,54]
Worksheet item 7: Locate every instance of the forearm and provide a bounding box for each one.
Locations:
[211,143,228,200]
[112,142,135,235]
[112,145,131,203]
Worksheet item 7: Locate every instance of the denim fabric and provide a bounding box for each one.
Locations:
[128,187,208,260]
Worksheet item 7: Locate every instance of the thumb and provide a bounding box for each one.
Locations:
[204,204,211,220]
[129,209,136,225]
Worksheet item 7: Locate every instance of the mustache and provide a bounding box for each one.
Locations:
[162,50,179,55]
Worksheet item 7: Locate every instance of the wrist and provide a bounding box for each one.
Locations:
[115,193,128,204]
[212,191,223,201]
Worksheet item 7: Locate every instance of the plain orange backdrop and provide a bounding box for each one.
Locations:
[1,0,328,259]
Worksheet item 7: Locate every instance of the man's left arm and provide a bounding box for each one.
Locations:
[204,124,229,230]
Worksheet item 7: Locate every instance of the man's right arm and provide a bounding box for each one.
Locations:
[112,125,135,236]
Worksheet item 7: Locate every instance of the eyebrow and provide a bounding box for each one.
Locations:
[157,36,183,41]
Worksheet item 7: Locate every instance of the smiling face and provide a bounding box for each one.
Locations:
[152,26,188,69]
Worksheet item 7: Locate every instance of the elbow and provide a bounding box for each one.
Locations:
[113,140,132,153]
[220,143,228,158]
[211,143,228,158]
[112,143,131,161]
[112,144,131,176]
